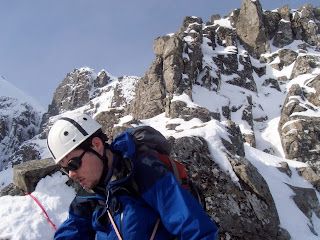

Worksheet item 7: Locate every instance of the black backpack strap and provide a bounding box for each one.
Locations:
[129,126,171,155]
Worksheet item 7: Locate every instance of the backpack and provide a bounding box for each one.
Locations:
[127,126,206,210]
[106,126,208,240]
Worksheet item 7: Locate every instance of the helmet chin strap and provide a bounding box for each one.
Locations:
[86,145,112,189]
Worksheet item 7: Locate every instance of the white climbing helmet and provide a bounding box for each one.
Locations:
[47,113,102,164]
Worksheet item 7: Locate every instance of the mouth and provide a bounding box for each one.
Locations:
[79,178,86,186]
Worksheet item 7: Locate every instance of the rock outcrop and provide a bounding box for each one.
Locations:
[1,0,320,239]
[236,0,270,58]
[279,75,320,174]
[170,134,284,240]
[41,68,112,131]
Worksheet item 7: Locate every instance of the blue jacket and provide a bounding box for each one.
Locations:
[54,131,219,240]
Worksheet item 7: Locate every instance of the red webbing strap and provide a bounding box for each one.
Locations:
[26,193,57,231]
[169,158,182,185]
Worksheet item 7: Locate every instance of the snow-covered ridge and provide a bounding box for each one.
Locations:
[1,1,320,239]
[0,77,45,170]
[0,77,45,112]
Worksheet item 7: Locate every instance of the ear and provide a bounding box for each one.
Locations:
[91,137,104,155]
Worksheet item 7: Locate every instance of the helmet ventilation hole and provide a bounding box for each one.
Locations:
[73,139,76,142]
[83,117,87,121]
[64,131,69,136]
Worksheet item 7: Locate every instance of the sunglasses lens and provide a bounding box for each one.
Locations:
[67,158,81,171]
[62,151,86,172]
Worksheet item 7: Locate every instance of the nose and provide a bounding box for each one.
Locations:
[69,170,77,179]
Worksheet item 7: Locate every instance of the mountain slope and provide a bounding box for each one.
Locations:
[0,77,44,170]
[0,0,320,239]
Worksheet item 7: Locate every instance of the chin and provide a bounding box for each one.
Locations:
[81,184,92,191]
[83,186,92,191]
[83,182,97,190]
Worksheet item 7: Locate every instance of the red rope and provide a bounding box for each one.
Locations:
[26,193,57,231]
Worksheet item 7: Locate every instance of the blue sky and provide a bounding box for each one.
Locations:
[0,0,319,107]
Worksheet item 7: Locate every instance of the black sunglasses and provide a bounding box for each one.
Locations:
[62,150,87,172]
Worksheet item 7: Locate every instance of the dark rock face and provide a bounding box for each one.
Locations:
[263,10,281,39]
[222,120,245,157]
[270,6,293,48]
[180,17,204,95]
[273,20,294,48]
[170,135,283,240]
[213,50,257,92]
[129,9,261,123]
[236,0,270,58]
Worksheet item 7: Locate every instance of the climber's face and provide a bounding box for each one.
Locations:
[60,148,104,190]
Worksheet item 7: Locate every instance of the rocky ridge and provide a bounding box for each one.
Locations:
[0,77,43,170]
[1,0,320,239]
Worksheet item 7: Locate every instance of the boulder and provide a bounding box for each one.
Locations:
[278,49,298,69]
[262,78,281,92]
[167,100,218,122]
[303,74,320,106]
[297,166,320,191]
[290,55,320,79]
[277,162,292,177]
[13,158,59,193]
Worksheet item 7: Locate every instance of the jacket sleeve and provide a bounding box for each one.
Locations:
[135,154,219,240]
[54,197,96,240]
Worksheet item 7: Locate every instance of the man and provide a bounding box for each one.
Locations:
[47,113,219,239]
